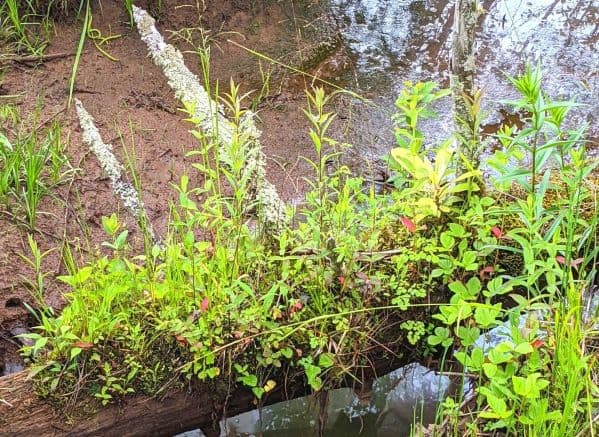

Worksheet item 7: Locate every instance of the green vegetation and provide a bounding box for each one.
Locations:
[0,104,72,228]
[0,3,596,434]
[12,62,597,436]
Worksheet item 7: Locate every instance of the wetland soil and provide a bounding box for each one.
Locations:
[0,0,367,376]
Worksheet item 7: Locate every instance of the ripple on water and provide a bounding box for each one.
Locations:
[329,0,598,154]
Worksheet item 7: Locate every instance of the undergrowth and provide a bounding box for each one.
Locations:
[16,64,599,437]
[0,103,72,228]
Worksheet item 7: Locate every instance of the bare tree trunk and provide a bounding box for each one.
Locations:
[450,0,480,170]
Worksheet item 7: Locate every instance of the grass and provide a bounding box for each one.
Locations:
[0,104,72,228]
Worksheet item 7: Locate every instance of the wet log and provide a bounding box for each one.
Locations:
[0,370,261,436]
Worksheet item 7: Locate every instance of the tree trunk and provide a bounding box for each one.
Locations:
[450,0,480,170]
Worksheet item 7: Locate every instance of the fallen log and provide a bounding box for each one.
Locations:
[0,370,268,436]
[0,356,403,436]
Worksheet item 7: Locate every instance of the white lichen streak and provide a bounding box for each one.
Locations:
[132,5,288,232]
[74,98,158,242]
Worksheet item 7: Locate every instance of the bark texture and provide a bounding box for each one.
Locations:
[0,370,256,436]
[450,0,480,168]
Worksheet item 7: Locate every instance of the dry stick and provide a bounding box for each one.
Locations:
[132,5,288,232]
[0,51,77,64]
[74,99,159,244]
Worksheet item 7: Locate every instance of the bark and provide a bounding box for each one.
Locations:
[0,370,261,436]
[132,5,288,232]
[75,99,159,244]
[450,0,480,169]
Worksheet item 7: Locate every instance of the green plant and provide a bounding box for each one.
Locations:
[0,0,49,55]
[391,81,449,154]
[429,68,598,435]
[0,113,71,228]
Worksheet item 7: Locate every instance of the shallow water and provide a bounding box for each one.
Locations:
[330,0,598,158]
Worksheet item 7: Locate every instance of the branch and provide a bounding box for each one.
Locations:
[132,5,288,232]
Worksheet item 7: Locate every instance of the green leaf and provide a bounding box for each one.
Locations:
[456,326,480,347]
[440,233,455,249]
[483,362,498,378]
[238,374,258,387]
[466,277,481,295]
[474,304,502,328]
[390,147,432,179]
[318,353,335,369]
[514,342,534,355]
[70,347,82,361]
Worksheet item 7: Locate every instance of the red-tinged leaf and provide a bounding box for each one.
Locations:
[289,301,303,316]
[531,338,545,349]
[73,341,94,349]
[571,258,584,267]
[200,297,210,312]
[479,266,494,280]
[491,226,503,239]
[338,276,345,285]
[175,335,189,346]
[556,255,566,265]
[400,216,416,233]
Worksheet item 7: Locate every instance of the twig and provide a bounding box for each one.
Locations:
[286,247,404,260]
[0,51,78,65]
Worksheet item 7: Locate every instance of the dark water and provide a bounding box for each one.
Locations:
[177,363,453,437]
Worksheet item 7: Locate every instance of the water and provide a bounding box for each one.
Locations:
[176,363,452,437]
[330,0,599,158]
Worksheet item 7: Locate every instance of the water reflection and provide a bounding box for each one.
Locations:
[174,363,452,436]
[330,0,598,156]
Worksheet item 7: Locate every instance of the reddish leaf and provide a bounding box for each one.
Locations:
[73,341,94,349]
[479,266,494,280]
[571,257,584,267]
[175,335,189,346]
[531,338,545,349]
[200,297,210,312]
[337,276,345,285]
[491,226,503,239]
[556,256,584,267]
[289,301,303,316]
[400,216,416,233]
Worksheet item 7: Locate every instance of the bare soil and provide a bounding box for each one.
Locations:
[0,0,372,376]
